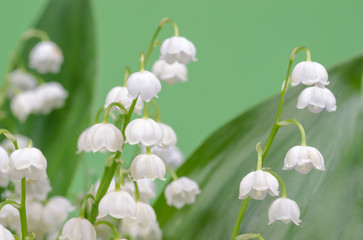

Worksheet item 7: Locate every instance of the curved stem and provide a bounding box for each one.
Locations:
[265,170,287,197]
[290,46,311,62]
[150,99,161,122]
[166,165,178,180]
[230,197,250,240]
[279,119,307,146]
[0,129,18,150]
[0,200,21,211]
[95,107,104,124]
[133,181,141,202]
[95,220,120,239]
[79,193,96,218]
[255,142,263,170]
[103,102,127,123]
[144,18,179,64]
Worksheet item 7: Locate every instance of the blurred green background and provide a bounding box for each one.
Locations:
[1,0,363,193]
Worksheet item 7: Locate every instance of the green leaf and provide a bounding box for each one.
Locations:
[1,0,96,196]
[154,55,363,240]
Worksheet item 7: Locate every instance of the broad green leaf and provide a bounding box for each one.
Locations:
[1,0,96,195]
[154,55,363,240]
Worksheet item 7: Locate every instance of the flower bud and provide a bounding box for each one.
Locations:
[60,217,96,240]
[104,86,144,115]
[130,153,166,181]
[268,197,301,225]
[160,36,197,64]
[9,147,47,180]
[165,177,201,209]
[152,60,187,84]
[125,118,163,147]
[127,71,161,102]
[239,170,279,200]
[29,41,63,74]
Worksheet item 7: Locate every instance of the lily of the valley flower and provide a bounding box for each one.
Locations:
[125,118,164,147]
[129,153,166,181]
[104,86,144,115]
[123,178,157,203]
[268,197,301,225]
[98,190,137,219]
[29,41,64,74]
[239,170,279,200]
[151,145,184,169]
[9,147,47,180]
[7,69,37,97]
[297,85,336,113]
[152,60,187,84]
[85,123,124,153]
[291,61,329,86]
[160,36,197,64]
[158,123,177,147]
[164,177,201,209]
[0,224,15,240]
[0,147,10,187]
[283,146,325,174]
[60,217,96,240]
[127,71,161,102]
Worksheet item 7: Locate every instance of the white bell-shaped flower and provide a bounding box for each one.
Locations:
[123,178,157,202]
[104,86,144,115]
[76,127,91,154]
[27,200,46,238]
[86,123,124,153]
[165,177,201,209]
[7,69,37,97]
[160,36,197,64]
[1,135,29,152]
[152,60,187,84]
[29,41,63,74]
[120,202,161,240]
[60,217,96,240]
[0,204,20,232]
[10,91,42,122]
[268,197,301,225]
[151,145,184,169]
[291,61,329,86]
[239,170,279,200]
[0,147,10,187]
[158,123,177,147]
[14,178,52,201]
[35,82,68,114]
[43,196,75,233]
[98,190,137,219]
[125,118,164,147]
[127,71,161,102]
[9,147,47,180]
[130,153,166,181]
[0,224,15,240]
[297,85,336,113]
[283,146,325,174]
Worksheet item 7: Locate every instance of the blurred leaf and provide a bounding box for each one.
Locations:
[1,0,96,196]
[154,55,363,239]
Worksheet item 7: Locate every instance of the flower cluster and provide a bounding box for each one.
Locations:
[67,18,200,240]
[232,48,336,239]
[0,134,74,239]
[4,30,67,123]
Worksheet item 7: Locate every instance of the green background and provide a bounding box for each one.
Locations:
[1,0,363,192]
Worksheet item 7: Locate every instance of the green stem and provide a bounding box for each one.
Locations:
[230,197,250,240]
[0,129,18,150]
[266,170,287,197]
[123,65,131,86]
[115,162,122,190]
[279,119,307,146]
[144,18,179,64]
[95,220,121,239]
[19,178,28,240]
[0,200,21,211]
[143,102,149,118]
[95,107,104,124]
[290,46,311,62]
[150,99,161,122]
[166,165,178,180]
[79,194,96,218]
[103,102,127,123]
[139,52,145,72]
[255,143,263,170]
[133,181,141,202]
